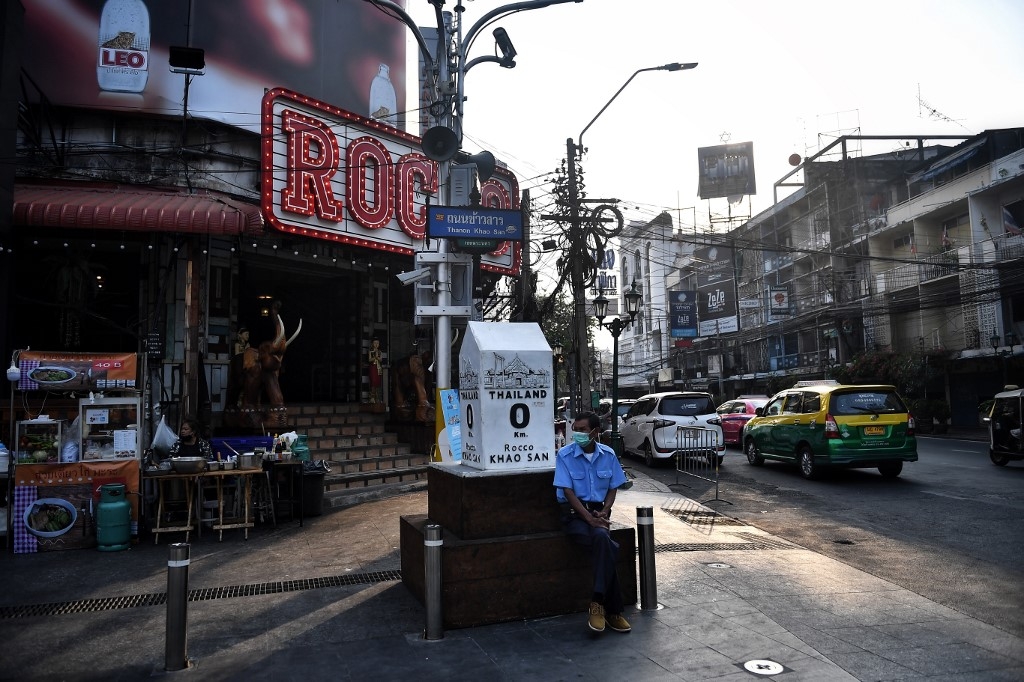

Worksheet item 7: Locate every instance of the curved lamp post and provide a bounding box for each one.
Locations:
[552,338,564,414]
[565,61,697,422]
[594,282,642,457]
[991,329,1018,388]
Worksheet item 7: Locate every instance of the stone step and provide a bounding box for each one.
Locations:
[325,453,429,476]
[323,465,430,492]
[322,480,427,510]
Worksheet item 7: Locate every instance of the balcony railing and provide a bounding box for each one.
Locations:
[882,250,959,291]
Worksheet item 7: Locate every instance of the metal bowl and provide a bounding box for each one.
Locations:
[171,457,208,474]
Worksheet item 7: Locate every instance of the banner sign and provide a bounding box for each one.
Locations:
[261,88,521,275]
[697,141,757,199]
[22,0,407,134]
[437,389,463,463]
[668,290,698,338]
[13,460,140,553]
[769,286,791,315]
[17,351,138,391]
[693,244,737,334]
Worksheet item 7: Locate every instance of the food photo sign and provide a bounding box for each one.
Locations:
[12,460,140,553]
[17,351,138,391]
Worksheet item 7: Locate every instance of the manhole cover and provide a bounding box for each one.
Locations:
[744,659,784,675]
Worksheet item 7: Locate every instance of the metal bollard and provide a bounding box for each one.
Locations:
[636,507,658,610]
[423,523,444,640]
[165,542,191,671]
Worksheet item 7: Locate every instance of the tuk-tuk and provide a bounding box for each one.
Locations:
[986,386,1023,466]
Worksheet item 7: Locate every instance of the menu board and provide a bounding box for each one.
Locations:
[17,351,138,391]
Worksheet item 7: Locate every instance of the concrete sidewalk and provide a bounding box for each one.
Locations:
[1,470,1021,681]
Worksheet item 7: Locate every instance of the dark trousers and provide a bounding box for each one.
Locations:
[564,517,624,614]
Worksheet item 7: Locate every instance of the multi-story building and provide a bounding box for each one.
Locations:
[608,130,1023,429]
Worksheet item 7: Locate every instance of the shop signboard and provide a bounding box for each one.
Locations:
[261,88,521,275]
[694,244,737,336]
[458,322,555,471]
[12,460,140,553]
[21,0,406,135]
[669,290,698,338]
[17,351,138,391]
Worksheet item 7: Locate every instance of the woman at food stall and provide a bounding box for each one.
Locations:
[169,416,213,459]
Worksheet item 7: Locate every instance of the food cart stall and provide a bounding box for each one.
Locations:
[8,351,142,553]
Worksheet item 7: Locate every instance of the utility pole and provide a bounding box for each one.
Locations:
[566,138,590,416]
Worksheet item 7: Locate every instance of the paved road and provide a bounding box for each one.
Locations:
[632,436,1024,638]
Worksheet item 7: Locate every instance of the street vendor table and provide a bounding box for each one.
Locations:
[263,460,304,527]
[148,468,261,542]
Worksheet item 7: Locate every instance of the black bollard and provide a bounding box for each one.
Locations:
[424,523,444,640]
[165,542,191,671]
[637,506,658,609]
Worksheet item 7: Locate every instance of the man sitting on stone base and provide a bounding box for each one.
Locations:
[553,411,631,633]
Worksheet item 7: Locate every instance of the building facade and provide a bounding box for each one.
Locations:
[608,131,1023,428]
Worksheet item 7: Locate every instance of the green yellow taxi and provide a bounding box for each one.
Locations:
[742,381,917,479]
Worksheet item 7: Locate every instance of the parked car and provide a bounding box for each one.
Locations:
[986,386,1023,466]
[613,399,637,429]
[743,382,917,479]
[716,396,769,447]
[619,392,724,467]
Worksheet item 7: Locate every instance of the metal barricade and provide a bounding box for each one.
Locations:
[673,426,729,504]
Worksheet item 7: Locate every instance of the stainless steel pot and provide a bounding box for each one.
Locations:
[171,457,208,474]
[239,453,259,469]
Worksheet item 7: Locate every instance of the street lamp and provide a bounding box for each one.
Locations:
[552,338,564,413]
[991,328,1017,387]
[564,61,697,422]
[364,0,582,422]
[594,281,642,457]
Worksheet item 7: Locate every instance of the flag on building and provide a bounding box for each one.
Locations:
[1004,207,1022,236]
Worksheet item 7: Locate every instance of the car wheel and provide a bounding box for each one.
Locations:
[798,446,818,479]
[878,461,903,478]
[990,450,1010,466]
[745,438,764,466]
[643,441,655,468]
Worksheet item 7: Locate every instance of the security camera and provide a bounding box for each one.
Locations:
[396,267,432,286]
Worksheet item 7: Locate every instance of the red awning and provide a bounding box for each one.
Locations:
[13,183,263,236]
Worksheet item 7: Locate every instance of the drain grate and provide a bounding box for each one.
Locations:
[656,542,764,552]
[0,569,402,620]
[662,509,747,526]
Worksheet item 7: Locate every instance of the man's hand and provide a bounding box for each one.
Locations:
[588,509,611,529]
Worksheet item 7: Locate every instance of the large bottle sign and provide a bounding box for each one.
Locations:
[458,322,555,471]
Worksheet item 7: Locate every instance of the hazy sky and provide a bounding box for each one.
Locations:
[401,0,1024,234]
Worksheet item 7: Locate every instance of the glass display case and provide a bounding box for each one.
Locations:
[79,396,142,461]
[15,419,64,464]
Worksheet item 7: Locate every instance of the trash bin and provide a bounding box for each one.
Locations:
[302,468,326,516]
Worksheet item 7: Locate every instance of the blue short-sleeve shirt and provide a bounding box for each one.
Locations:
[553,440,627,503]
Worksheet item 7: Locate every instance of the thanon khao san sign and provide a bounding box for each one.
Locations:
[260,87,521,275]
[458,322,555,471]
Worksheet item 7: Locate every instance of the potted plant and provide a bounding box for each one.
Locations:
[930,400,951,434]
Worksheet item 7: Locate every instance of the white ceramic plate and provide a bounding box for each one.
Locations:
[28,366,77,385]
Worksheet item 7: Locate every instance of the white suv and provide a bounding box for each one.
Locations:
[619,392,724,467]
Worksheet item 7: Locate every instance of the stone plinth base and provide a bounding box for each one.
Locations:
[399,464,636,629]
[400,515,636,629]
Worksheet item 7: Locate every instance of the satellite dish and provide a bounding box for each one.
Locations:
[788,153,802,166]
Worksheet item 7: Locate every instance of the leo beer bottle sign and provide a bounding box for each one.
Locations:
[97,0,151,93]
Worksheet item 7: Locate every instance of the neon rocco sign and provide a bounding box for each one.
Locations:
[260,87,520,274]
